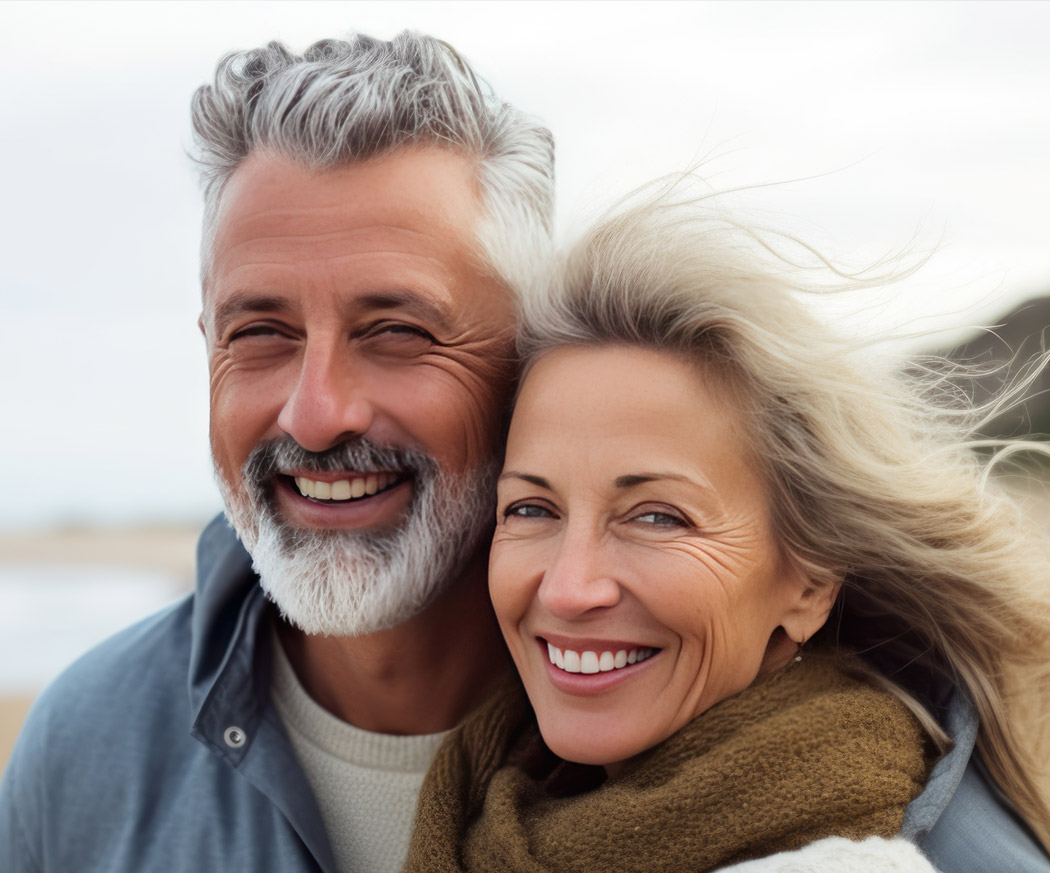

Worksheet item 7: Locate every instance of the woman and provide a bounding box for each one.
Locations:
[403,193,1050,871]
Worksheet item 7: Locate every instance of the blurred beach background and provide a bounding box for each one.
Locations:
[4,0,1050,771]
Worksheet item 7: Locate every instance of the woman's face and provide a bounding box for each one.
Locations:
[490,345,821,772]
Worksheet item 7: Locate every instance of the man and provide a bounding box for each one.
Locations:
[0,32,553,872]
[2,29,1046,873]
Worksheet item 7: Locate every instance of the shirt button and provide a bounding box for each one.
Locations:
[223,726,247,749]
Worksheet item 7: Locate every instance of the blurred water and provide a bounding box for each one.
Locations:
[0,564,186,694]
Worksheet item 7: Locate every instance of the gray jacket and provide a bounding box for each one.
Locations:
[1,516,1046,872]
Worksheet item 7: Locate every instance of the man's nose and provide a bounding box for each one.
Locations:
[537,528,622,619]
[276,343,376,452]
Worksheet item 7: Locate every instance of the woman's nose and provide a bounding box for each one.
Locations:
[277,343,376,452]
[536,530,622,619]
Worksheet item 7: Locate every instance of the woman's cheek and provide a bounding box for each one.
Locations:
[488,540,533,628]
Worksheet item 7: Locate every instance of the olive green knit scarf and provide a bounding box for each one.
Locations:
[403,654,932,873]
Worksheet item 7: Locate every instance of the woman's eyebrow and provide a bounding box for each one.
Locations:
[614,472,726,515]
[614,472,690,488]
[499,472,550,488]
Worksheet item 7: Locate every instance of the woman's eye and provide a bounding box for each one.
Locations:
[503,503,554,521]
[633,510,686,528]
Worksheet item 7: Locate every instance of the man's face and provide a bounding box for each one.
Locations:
[201,147,516,634]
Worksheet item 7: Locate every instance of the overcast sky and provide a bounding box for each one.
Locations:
[3,0,1050,530]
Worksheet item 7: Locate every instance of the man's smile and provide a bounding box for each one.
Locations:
[291,472,403,502]
[272,470,414,530]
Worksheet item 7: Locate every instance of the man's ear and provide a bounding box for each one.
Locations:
[198,313,212,345]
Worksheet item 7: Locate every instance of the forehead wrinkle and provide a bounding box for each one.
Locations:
[229,218,467,252]
[212,220,467,293]
[223,242,452,277]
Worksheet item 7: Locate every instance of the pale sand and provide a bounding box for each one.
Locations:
[0,525,201,586]
[0,524,203,775]
[0,697,34,773]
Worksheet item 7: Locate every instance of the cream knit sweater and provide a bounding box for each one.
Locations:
[270,635,447,873]
[722,836,937,872]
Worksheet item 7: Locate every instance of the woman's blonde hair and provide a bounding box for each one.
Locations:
[518,186,1050,847]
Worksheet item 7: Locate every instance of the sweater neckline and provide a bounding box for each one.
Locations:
[270,627,449,772]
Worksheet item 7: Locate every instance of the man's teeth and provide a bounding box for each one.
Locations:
[294,473,395,501]
[546,643,655,674]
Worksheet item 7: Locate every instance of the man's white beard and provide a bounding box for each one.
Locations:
[217,437,497,637]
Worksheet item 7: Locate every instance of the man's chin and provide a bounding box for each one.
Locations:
[250,523,453,638]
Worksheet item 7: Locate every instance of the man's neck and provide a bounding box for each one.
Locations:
[275,555,513,735]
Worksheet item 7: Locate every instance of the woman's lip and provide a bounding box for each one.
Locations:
[540,634,657,652]
[534,636,661,692]
[537,640,660,695]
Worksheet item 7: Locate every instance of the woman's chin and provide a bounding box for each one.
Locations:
[547,742,614,769]
[534,712,648,772]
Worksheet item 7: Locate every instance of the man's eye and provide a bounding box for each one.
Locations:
[360,322,439,358]
[373,323,437,342]
[229,324,287,342]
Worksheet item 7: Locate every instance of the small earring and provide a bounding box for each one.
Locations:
[792,636,806,664]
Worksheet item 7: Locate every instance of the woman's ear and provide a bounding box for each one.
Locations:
[760,563,842,674]
[780,565,842,648]
[761,556,844,674]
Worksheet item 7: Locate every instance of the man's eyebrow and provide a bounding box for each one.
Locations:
[499,471,551,488]
[209,289,455,333]
[212,293,290,331]
[355,291,453,332]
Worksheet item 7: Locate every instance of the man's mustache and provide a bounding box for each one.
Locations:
[241,436,433,492]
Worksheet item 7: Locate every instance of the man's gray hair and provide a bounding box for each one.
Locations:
[191,31,554,296]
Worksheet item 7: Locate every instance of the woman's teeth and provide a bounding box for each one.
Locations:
[547,642,655,674]
[294,472,395,501]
